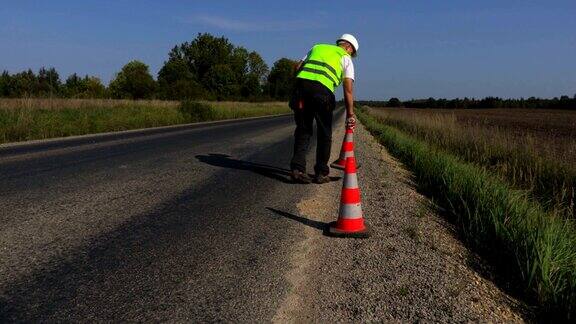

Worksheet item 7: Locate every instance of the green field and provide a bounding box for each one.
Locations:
[359,107,576,319]
[0,98,290,144]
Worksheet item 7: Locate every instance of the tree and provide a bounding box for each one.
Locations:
[109,60,156,99]
[63,73,83,97]
[62,73,106,98]
[0,71,11,97]
[83,76,106,98]
[247,51,269,84]
[426,97,436,108]
[241,74,261,98]
[157,58,204,99]
[11,69,37,97]
[37,67,61,97]
[163,33,237,99]
[242,51,269,98]
[169,33,235,84]
[229,47,249,85]
[159,33,269,100]
[386,97,402,107]
[266,58,297,100]
[202,64,237,100]
[158,58,194,85]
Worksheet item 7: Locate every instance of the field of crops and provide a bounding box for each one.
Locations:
[0,99,289,144]
[359,106,576,318]
[367,107,576,219]
[400,108,576,163]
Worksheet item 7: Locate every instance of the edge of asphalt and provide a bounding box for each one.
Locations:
[0,113,293,157]
[272,111,346,323]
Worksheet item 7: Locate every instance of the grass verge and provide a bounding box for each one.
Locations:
[0,99,289,144]
[358,108,576,320]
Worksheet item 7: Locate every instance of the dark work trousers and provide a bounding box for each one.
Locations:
[290,79,335,176]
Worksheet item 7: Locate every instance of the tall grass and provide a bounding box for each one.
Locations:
[197,101,290,119]
[0,99,289,144]
[368,108,575,219]
[0,98,180,110]
[358,109,576,319]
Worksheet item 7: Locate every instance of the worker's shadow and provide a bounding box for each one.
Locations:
[266,207,330,234]
[196,153,343,184]
[196,153,295,184]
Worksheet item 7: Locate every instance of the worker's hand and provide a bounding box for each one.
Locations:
[346,115,356,130]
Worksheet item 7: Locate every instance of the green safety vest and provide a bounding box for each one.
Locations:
[297,44,349,93]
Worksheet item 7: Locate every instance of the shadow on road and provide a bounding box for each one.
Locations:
[196,154,342,185]
[196,153,295,184]
[266,207,328,232]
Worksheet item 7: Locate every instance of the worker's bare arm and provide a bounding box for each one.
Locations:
[343,78,354,117]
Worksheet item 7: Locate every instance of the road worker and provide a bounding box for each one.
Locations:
[289,34,359,184]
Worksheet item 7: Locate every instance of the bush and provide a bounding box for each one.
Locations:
[178,100,216,122]
[109,61,156,99]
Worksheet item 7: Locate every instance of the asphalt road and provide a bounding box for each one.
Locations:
[0,113,338,322]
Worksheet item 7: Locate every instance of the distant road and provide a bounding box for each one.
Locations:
[0,113,336,322]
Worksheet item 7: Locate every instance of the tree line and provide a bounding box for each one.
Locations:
[0,33,297,101]
[359,95,576,110]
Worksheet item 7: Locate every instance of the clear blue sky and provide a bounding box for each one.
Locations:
[1,0,575,100]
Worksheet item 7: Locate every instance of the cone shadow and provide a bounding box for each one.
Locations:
[266,207,328,232]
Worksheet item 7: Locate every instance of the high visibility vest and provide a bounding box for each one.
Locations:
[297,44,349,93]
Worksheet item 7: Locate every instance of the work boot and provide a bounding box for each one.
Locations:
[314,174,331,184]
[291,170,312,184]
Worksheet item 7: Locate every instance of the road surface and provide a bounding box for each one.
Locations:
[0,113,338,322]
[0,110,532,322]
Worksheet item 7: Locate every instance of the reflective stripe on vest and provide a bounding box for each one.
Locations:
[296,44,349,93]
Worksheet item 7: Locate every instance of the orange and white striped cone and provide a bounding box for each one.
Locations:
[330,127,360,170]
[327,156,370,238]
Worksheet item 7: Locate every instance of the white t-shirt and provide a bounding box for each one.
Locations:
[301,54,355,82]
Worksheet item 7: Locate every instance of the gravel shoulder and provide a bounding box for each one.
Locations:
[275,118,533,322]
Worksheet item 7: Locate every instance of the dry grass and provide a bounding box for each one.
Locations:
[0,99,289,144]
[369,108,576,164]
[367,107,576,218]
[0,98,288,111]
[199,100,288,110]
[0,98,180,110]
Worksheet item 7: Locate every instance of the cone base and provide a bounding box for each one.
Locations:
[326,221,370,238]
[330,160,361,170]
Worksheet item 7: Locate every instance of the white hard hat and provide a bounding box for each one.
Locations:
[337,33,359,56]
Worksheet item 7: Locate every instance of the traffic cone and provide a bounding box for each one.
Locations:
[327,156,370,238]
[330,127,360,170]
